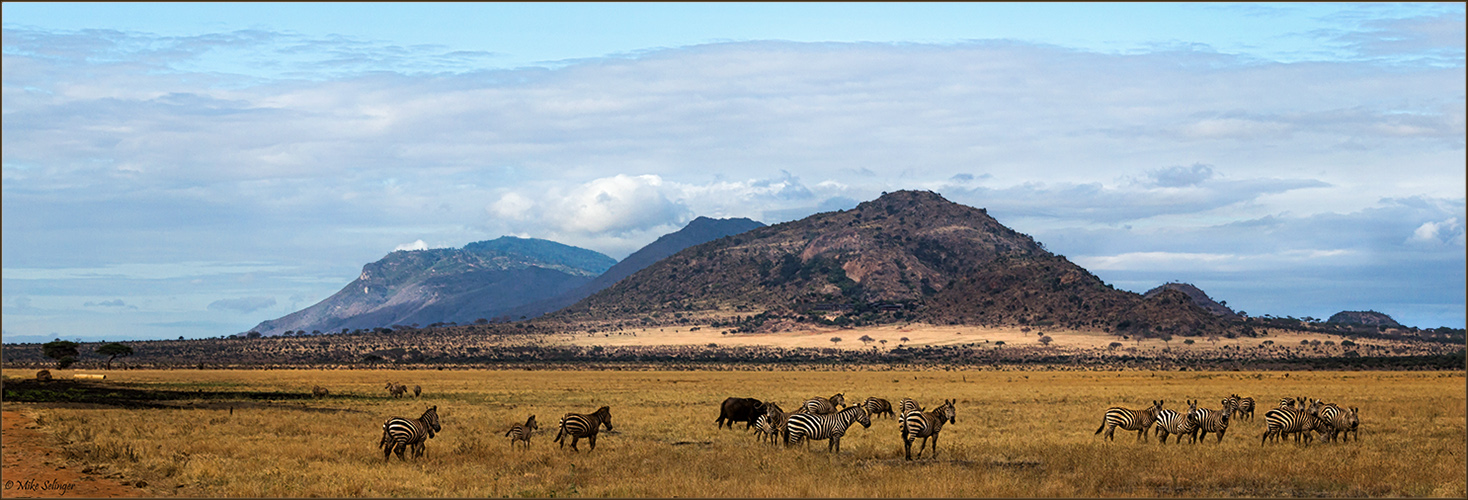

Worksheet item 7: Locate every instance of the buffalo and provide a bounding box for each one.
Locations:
[715,397,765,430]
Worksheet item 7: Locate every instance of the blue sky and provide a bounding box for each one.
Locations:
[3,3,1464,343]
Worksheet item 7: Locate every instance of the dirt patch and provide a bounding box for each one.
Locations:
[1,410,146,498]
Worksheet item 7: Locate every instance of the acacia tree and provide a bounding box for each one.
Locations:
[1039,335,1053,347]
[858,335,875,346]
[830,337,842,346]
[43,340,79,369]
[96,343,134,370]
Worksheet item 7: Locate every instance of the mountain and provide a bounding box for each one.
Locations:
[246,237,615,336]
[1327,310,1401,328]
[1143,282,1240,320]
[557,190,1247,337]
[504,216,765,319]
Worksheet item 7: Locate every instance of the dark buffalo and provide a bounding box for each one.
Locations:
[715,397,765,430]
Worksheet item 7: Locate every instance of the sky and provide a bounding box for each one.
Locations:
[3,2,1464,343]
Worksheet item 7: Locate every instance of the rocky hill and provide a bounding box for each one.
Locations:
[557,190,1247,338]
[1327,310,1402,328]
[505,216,765,319]
[1144,282,1240,319]
[246,237,615,336]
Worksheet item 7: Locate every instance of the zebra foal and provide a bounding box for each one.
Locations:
[903,399,956,460]
[505,415,538,450]
[556,406,613,452]
[380,405,441,461]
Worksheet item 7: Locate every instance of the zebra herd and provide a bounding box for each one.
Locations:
[742,394,959,460]
[1095,395,1360,446]
[378,405,614,461]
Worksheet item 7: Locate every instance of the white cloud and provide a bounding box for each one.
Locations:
[1409,217,1465,245]
[393,239,430,252]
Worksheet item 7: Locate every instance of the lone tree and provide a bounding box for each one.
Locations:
[899,336,910,344]
[96,343,134,370]
[879,339,888,348]
[1160,333,1173,347]
[830,337,843,346]
[858,335,875,346]
[42,340,80,369]
[1039,335,1054,347]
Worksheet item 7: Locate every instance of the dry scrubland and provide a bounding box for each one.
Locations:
[2,369,1463,497]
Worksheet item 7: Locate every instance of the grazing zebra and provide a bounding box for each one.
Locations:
[755,402,791,445]
[1187,400,1233,443]
[413,385,422,398]
[1277,397,1297,409]
[505,415,538,450]
[1262,400,1324,446]
[862,397,895,419]
[784,404,871,453]
[311,385,329,399]
[380,406,441,461]
[903,399,956,460]
[555,406,613,452]
[1154,404,1199,444]
[802,393,845,414]
[385,382,408,398]
[1095,400,1164,442]
[1315,402,1361,443]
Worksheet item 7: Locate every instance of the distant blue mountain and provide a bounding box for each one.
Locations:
[245,236,614,336]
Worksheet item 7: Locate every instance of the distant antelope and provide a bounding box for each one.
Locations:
[311,385,329,399]
[385,382,407,398]
[413,385,422,398]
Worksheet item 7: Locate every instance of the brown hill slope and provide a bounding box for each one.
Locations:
[556,190,1248,338]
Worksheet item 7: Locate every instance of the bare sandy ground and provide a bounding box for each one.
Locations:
[548,322,1404,353]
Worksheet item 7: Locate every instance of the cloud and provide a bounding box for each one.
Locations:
[1145,163,1215,188]
[1409,217,1465,246]
[491,174,690,236]
[207,296,277,314]
[394,240,429,252]
[83,299,136,309]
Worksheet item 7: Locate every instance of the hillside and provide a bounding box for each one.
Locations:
[504,216,765,319]
[556,190,1247,338]
[1143,282,1240,319]
[1327,310,1402,328]
[246,237,614,336]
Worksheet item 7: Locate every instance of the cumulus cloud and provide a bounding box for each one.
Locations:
[394,240,430,252]
[1409,217,1465,245]
[491,174,690,236]
[207,296,277,314]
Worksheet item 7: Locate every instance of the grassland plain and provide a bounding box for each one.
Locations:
[1,369,1463,498]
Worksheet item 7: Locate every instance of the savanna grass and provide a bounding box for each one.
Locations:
[3,369,1463,497]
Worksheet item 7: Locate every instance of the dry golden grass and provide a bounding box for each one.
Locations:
[3,369,1463,497]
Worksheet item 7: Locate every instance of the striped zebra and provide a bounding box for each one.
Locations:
[1154,403,1199,444]
[385,382,408,398]
[863,397,895,419]
[903,399,956,460]
[1277,397,1297,409]
[1315,402,1361,443]
[753,414,779,444]
[784,404,871,453]
[1187,400,1233,443]
[898,398,924,437]
[380,405,441,461]
[1262,399,1324,446]
[755,402,790,445]
[1341,407,1360,442]
[802,393,845,414]
[1230,394,1255,421]
[555,406,613,452]
[1095,400,1164,442]
[504,415,538,450]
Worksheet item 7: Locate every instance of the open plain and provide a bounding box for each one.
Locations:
[1,368,1463,497]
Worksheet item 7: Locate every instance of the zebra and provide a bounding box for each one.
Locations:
[385,382,407,398]
[862,397,895,420]
[802,393,845,414]
[903,399,956,460]
[755,402,790,445]
[1262,399,1324,446]
[1154,403,1199,444]
[1188,400,1233,443]
[1095,400,1164,442]
[380,405,441,461]
[505,415,538,450]
[413,385,422,398]
[1230,394,1255,421]
[1315,402,1360,443]
[555,406,613,452]
[1341,407,1360,442]
[1277,397,1297,409]
[898,398,925,437]
[784,404,871,453]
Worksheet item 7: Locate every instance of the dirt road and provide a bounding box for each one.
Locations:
[1,410,144,498]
